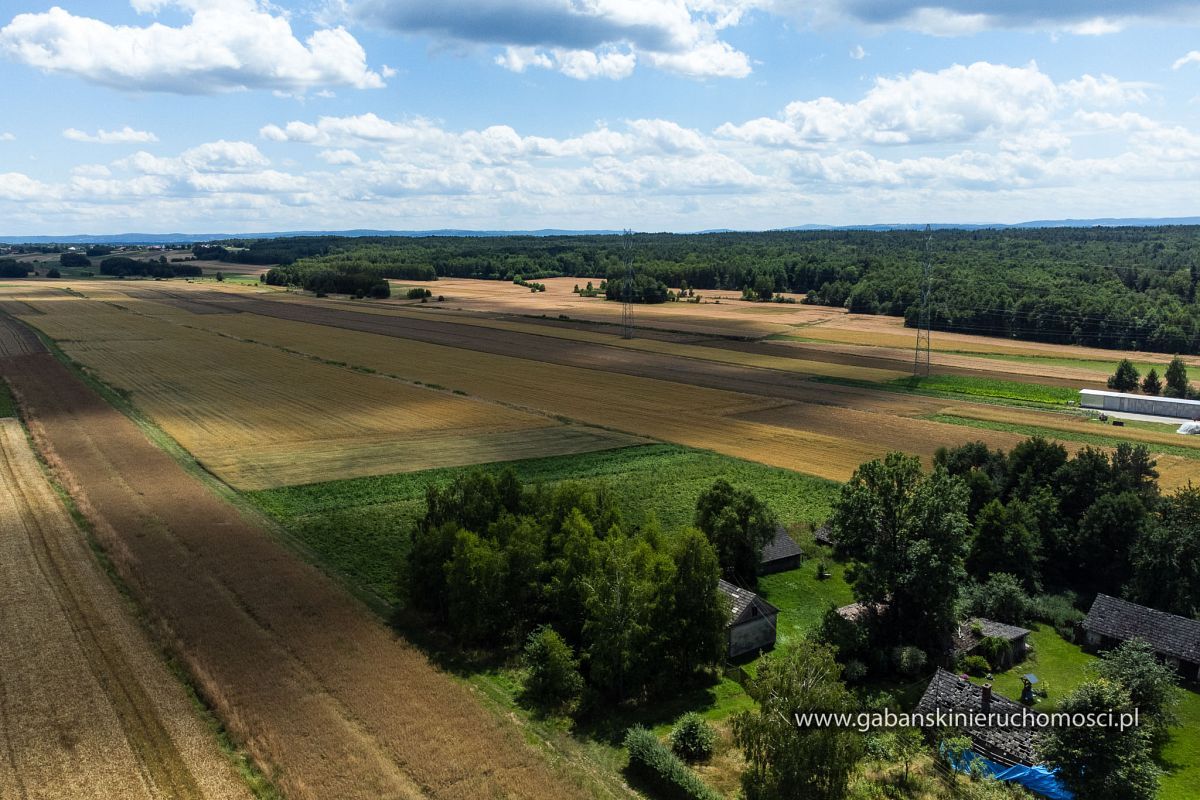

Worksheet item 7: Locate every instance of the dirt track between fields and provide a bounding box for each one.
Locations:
[0,348,594,800]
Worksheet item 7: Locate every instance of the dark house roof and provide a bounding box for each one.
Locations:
[953,618,1031,655]
[761,528,803,565]
[718,579,779,626]
[915,668,1040,767]
[812,522,836,546]
[1083,593,1200,663]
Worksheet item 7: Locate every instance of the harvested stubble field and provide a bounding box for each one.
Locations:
[5,287,636,489]
[0,405,250,799]
[0,349,606,800]
[37,281,1187,486]
[11,281,1197,489]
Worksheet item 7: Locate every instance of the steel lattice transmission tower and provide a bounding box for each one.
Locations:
[913,225,934,376]
[621,229,635,339]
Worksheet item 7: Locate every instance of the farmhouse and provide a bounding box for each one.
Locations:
[1082,593,1200,680]
[1079,388,1200,421]
[953,618,1031,669]
[915,669,1040,767]
[718,579,779,659]
[759,526,803,574]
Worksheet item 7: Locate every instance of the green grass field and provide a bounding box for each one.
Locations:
[247,444,839,604]
[988,625,1200,799]
[0,381,15,418]
[890,374,1079,405]
[929,414,1200,462]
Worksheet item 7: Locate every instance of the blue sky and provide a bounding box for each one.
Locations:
[1,0,1199,234]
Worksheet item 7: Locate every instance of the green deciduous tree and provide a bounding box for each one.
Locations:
[1041,679,1160,800]
[832,452,970,652]
[1129,485,1200,618]
[733,641,863,800]
[521,625,583,712]
[695,479,779,587]
[966,499,1042,590]
[658,529,727,682]
[1091,638,1180,750]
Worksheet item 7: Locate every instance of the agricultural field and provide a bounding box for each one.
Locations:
[0,339,609,800]
[0,387,251,798]
[2,269,1198,800]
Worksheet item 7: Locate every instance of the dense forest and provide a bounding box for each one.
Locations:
[209,227,1200,353]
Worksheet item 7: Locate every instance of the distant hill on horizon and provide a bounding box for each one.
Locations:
[3,217,1200,245]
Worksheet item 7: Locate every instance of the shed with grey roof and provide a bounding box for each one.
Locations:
[759,527,803,574]
[1082,593,1200,680]
[954,618,1031,669]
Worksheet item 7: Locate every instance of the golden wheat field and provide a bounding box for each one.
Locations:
[0,417,251,800]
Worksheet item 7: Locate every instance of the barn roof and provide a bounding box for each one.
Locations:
[812,522,836,546]
[761,528,803,564]
[914,669,1041,767]
[718,579,779,626]
[1083,593,1200,663]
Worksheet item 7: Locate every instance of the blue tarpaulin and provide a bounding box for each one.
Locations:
[948,749,1074,799]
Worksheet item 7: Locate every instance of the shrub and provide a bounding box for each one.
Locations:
[1031,592,1084,640]
[977,636,1011,670]
[961,573,1034,626]
[406,287,431,299]
[843,659,868,683]
[892,645,927,678]
[959,655,990,677]
[368,282,390,299]
[624,726,720,800]
[46,268,62,279]
[670,713,717,762]
[521,626,583,712]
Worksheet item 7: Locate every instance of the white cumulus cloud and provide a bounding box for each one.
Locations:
[0,1,384,94]
[63,126,159,144]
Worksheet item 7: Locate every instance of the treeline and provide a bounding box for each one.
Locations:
[98,256,202,278]
[263,262,391,298]
[404,471,730,705]
[202,228,1200,352]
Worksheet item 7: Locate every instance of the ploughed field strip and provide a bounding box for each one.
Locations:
[0,349,596,800]
[0,356,251,800]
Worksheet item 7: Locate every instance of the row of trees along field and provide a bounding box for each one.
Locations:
[207,226,1200,353]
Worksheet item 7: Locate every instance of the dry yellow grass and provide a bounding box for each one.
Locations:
[9,291,635,489]
[0,417,251,800]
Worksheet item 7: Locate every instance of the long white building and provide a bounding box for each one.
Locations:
[1079,389,1200,420]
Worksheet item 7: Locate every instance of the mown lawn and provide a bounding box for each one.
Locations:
[757,554,855,649]
[989,625,1200,799]
[929,414,1200,462]
[247,443,839,604]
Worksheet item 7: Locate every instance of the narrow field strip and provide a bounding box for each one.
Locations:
[0,416,252,800]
